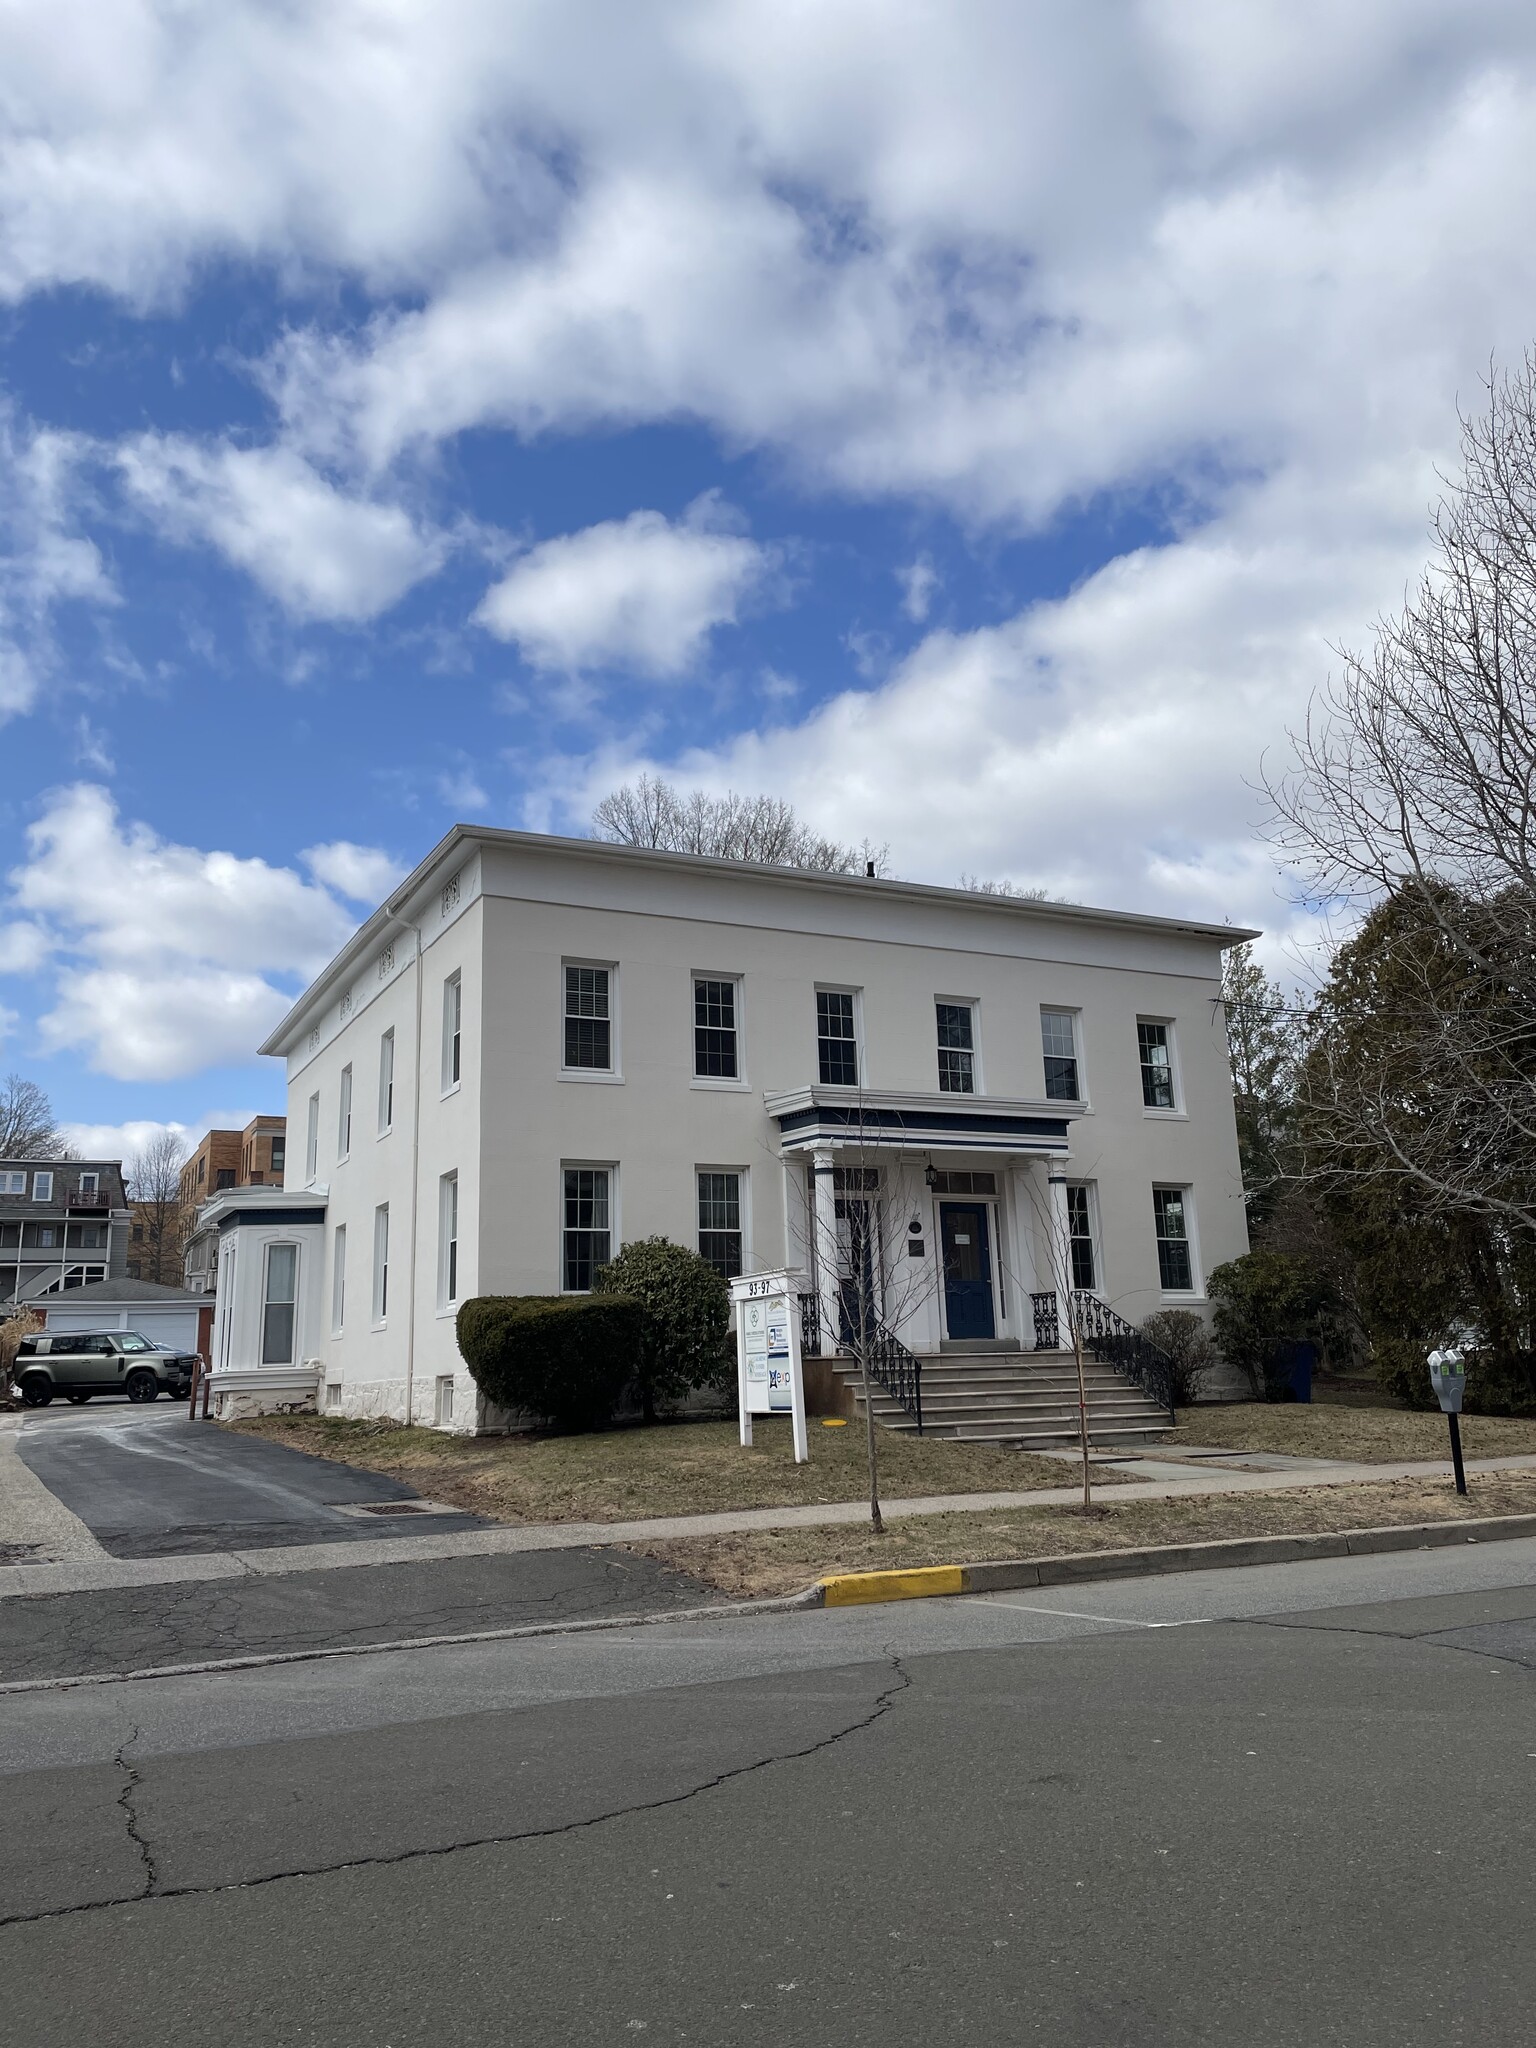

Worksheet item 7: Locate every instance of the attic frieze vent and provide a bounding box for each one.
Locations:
[441,871,461,918]
[307,1028,320,1053]
[378,942,395,979]
[340,989,354,1019]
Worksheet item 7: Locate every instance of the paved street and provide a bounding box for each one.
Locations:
[5,1538,1536,2044]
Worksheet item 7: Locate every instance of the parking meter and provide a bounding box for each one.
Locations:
[1428,1346,1467,1494]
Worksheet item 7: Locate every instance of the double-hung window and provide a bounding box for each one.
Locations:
[0,1170,26,1195]
[564,966,613,1072]
[693,978,739,1080]
[372,1204,390,1322]
[261,1244,297,1366]
[816,990,859,1086]
[439,1172,459,1307]
[1153,1187,1195,1292]
[337,1065,353,1160]
[1042,1011,1080,1100]
[562,1168,611,1291]
[1066,1183,1098,1291]
[936,1002,976,1093]
[1138,1021,1176,1109]
[698,1171,743,1280]
[305,1093,320,1182]
[443,973,462,1090]
[32,1171,53,1202]
[378,1029,395,1134]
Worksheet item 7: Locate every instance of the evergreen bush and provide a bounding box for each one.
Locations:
[593,1236,732,1421]
[1207,1250,1335,1401]
[1139,1308,1216,1407]
[456,1294,647,1431]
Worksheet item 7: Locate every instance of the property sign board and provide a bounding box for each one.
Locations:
[730,1270,809,1462]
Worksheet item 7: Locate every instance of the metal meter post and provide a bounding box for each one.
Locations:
[1428,1347,1468,1496]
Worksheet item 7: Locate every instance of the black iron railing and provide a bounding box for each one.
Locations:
[798,1291,823,1359]
[1029,1289,1178,1423]
[860,1316,924,1435]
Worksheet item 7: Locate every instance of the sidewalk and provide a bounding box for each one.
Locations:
[6,1446,1532,1599]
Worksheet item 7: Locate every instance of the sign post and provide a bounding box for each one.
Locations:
[730,1269,809,1463]
[1428,1347,1468,1497]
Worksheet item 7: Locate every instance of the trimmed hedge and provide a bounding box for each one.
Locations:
[456,1294,648,1431]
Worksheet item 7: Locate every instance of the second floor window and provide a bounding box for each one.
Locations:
[936,1002,975,1093]
[694,978,739,1079]
[32,1172,53,1201]
[338,1065,353,1158]
[817,990,859,1086]
[564,966,612,1071]
[1139,1021,1175,1109]
[305,1093,319,1181]
[378,1029,395,1134]
[443,973,462,1089]
[1041,1011,1080,1100]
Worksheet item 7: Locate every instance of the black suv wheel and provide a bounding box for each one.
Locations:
[19,1374,52,1407]
[125,1369,160,1403]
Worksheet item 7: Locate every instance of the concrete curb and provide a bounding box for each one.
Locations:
[812,1512,1536,1605]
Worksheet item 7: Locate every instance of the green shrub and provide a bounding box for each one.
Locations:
[456,1294,648,1431]
[1139,1309,1216,1407]
[593,1236,731,1421]
[1207,1250,1335,1402]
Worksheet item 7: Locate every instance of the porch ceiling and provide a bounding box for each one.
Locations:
[764,1086,1077,1156]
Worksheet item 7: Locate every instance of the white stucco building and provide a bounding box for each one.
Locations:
[208,826,1254,1433]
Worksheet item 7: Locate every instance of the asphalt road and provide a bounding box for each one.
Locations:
[6,1538,1536,2045]
[14,1400,490,1555]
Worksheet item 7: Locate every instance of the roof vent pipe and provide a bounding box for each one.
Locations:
[865,859,875,878]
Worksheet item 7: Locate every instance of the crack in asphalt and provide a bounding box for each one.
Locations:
[112,1727,156,1904]
[1246,1611,1536,1672]
[0,1654,912,1931]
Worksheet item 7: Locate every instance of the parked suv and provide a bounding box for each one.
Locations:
[13,1331,197,1406]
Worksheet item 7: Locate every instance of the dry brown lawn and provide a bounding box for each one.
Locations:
[231,1414,1126,1524]
[631,1472,1536,1599]
[1163,1402,1536,1463]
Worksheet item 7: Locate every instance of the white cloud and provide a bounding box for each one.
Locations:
[116,436,445,622]
[58,1112,268,1167]
[301,840,408,904]
[9,786,358,1079]
[0,921,50,974]
[475,501,776,676]
[897,558,938,624]
[435,767,489,811]
[0,409,116,721]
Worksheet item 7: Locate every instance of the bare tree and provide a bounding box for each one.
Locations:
[957,874,1048,899]
[1269,356,1536,1240]
[0,1075,62,1160]
[127,1129,189,1286]
[594,774,890,876]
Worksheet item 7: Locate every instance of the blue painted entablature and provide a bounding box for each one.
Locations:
[763,1088,1082,1156]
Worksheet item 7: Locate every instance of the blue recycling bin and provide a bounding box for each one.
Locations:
[1278,1340,1315,1403]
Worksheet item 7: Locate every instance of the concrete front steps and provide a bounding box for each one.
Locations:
[829,1348,1172,1451]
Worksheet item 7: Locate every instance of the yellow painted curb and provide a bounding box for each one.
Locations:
[820,1564,965,1607]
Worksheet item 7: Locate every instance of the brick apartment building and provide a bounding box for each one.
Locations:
[181,1114,286,1296]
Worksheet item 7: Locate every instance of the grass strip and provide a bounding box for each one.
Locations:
[231,1414,1127,1524]
[627,1473,1536,1599]
[1163,1404,1536,1463]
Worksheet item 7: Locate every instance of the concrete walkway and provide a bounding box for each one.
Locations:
[0,1417,106,1565]
[5,1444,1533,1598]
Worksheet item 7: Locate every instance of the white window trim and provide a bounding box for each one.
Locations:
[437,1171,460,1314]
[696,1163,751,1274]
[813,983,865,1091]
[689,970,749,1091]
[337,1064,353,1162]
[441,971,463,1097]
[31,1172,53,1202]
[1152,1182,1203,1298]
[372,1202,391,1326]
[331,1224,347,1336]
[260,1240,300,1368]
[934,994,983,1097]
[78,1171,99,1197]
[377,1028,395,1137]
[1138,1015,1186,1119]
[559,1160,618,1294]
[1040,1005,1090,1109]
[1064,1179,1103,1296]
[559,959,623,1083]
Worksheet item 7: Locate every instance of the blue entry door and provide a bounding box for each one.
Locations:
[940,1202,996,1341]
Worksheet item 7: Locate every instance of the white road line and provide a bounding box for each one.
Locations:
[971,1596,1213,1629]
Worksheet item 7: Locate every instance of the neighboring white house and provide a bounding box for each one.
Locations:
[207,826,1255,1431]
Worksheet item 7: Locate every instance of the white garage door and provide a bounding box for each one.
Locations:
[45,1306,200,1349]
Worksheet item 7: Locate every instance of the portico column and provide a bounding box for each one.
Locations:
[810,1149,841,1355]
[1046,1163,1074,1349]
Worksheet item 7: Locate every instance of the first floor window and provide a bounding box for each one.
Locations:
[564,965,612,1071]
[331,1224,347,1334]
[373,1204,390,1321]
[1066,1183,1097,1291]
[262,1243,297,1365]
[698,1171,743,1280]
[562,1167,611,1291]
[816,989,859,1086]
[936,1002,976,1093]
[440,1172,459,1305]
[1042,1010,1080,1100]
[694,977,739,1079]
[1153,1188,1194,1292]
[1139,1020,1175,1109]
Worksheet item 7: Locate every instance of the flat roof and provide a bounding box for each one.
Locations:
[262,823,1261,1056]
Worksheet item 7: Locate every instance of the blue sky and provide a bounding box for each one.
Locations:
[3,3,1536,1160]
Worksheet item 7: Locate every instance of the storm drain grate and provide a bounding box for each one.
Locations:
[330,1498,461,1521]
